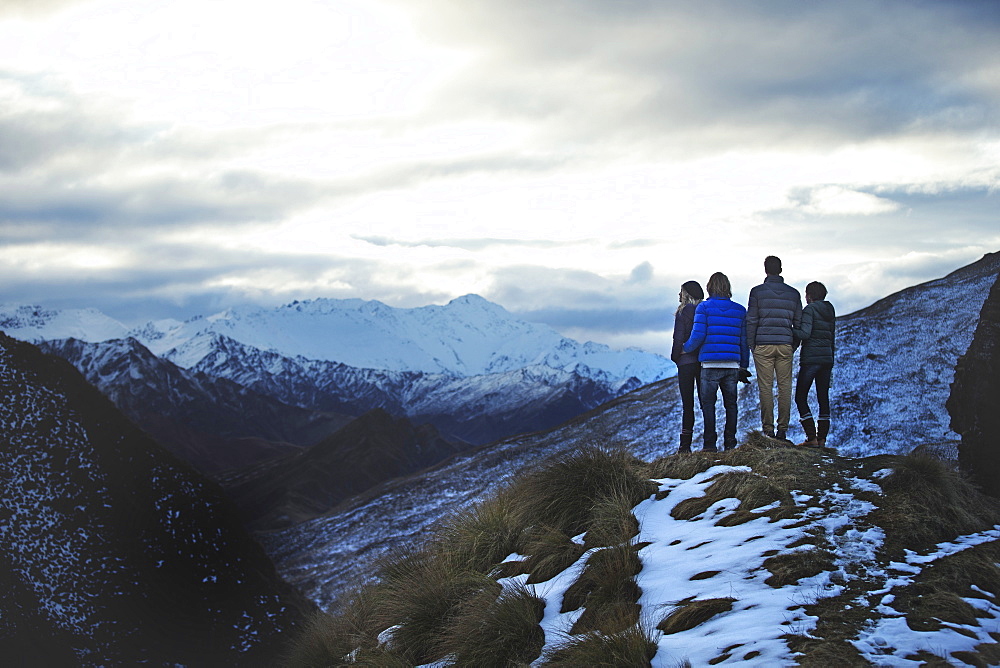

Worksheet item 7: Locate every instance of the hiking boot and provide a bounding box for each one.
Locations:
[763,428,776,438]
[678,431,693,454]
[798,418,818,447]
[775,430,793,444]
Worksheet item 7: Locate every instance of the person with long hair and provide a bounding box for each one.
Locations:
[793,281,836,447]
[683,272,750,451]
[671,280,704,453]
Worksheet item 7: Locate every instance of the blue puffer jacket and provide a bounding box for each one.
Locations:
[683,297,749,368]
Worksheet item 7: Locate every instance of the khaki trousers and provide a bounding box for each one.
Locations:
[753,344,794,433]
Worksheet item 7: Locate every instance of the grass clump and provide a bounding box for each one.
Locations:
[372,548,501,665]
[874,453,1000,558]
[646,450,719,482]
[562,543,643,634]
[542,623,658,666]
[670,470,792,523]
[439,581,546,667]
[583,488,642,549]
[284,586,387,668]
[763,549,836,587]
[435,489,523,574]
[517,525,586,584]
[514,446,656,538]
[657,597,735,635]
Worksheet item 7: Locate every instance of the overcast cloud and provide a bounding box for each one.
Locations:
[0,0,998,353]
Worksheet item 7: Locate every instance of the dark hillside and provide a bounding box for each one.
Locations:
[0,333,310,666]
[948,270,1000,497]
[221,409,466,530]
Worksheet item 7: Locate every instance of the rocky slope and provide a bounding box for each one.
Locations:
[0,333,309,665]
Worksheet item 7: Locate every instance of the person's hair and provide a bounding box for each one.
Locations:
[676,281,704,314]
[764,255,782,275]
[706,272,732,299]
[805,281,828,301]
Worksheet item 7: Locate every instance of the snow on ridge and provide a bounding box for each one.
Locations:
[0,304,129,344]
[124,296,673,384]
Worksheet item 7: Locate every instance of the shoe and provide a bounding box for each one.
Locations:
[775,430,793,444]
[797,437,820,447]
[702,446,718,453]
[677,446,692,454]
[817,438,827,448]
[763,428,776,438]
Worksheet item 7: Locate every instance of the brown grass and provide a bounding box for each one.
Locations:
[763,549,836,587]
[657,597,735,635]
[562,543,644,634]
[542,623,658,666]
[439,581,546,667]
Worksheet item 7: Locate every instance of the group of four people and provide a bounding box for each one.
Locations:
[670,255,836,453]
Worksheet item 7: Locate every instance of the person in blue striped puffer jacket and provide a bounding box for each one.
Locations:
[683,272,750,451]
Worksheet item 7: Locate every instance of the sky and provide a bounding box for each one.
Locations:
[0,0,998,353]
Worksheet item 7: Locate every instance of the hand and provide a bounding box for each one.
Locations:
[738,369,752,384]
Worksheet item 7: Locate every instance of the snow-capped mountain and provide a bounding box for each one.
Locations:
[0,333,309,665]
[3,294,671,448]
[261,252,1000,610]
[132,294,670,384]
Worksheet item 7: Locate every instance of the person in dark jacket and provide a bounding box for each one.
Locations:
[746,255,802,442]
[793,281,835,447]
[683,272,750,452]
[671,280,704,453]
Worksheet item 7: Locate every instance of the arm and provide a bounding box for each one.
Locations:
[746,288,758,348]
[794,306,814,341]
[683,305,707,353]
[670,307,693,362]
[739,315,750,369]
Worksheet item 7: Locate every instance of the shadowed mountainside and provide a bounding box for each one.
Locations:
[0,333,311,666]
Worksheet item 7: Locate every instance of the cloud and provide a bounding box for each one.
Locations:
[354,235,584,251]
[405,0,1000,156]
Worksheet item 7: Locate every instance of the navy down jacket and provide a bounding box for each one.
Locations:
[794,300,836,366]
[746,276,802,347]
[683,297,749,368]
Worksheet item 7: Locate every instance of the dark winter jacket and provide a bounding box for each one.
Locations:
[794,300,836,366]
[671,303,700,367]
[747,276,802,347]
[683,297,749,368]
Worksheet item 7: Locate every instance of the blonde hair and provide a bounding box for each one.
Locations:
[676,286,703,315]
[706,272,732,299]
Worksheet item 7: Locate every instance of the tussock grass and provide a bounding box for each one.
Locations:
[435,489,523,574]
[372,548,501,664]
[763,549,836,587]
[562,543,643,634]
[670,470,792,523]
[646,450,719,482]
[542,623,658,666]
[583,488,642,549]
[657,597,735,635]
[439,581,546,667]
[892,540,1000,636]
[284,585,387,668]
[875,453,1000,558]
[518,525,586,584]
[514,446,656,537]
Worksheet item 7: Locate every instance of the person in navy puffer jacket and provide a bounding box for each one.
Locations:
[746,255,802,442]
[683,272,750,451]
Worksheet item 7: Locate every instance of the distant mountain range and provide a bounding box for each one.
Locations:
[2,295,673,470]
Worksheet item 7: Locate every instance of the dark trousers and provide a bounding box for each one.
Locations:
[699,368,739,451]
[795,363,832,423]
[677,363,700,439]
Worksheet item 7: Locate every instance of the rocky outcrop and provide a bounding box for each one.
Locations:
[948,270,1000,497]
